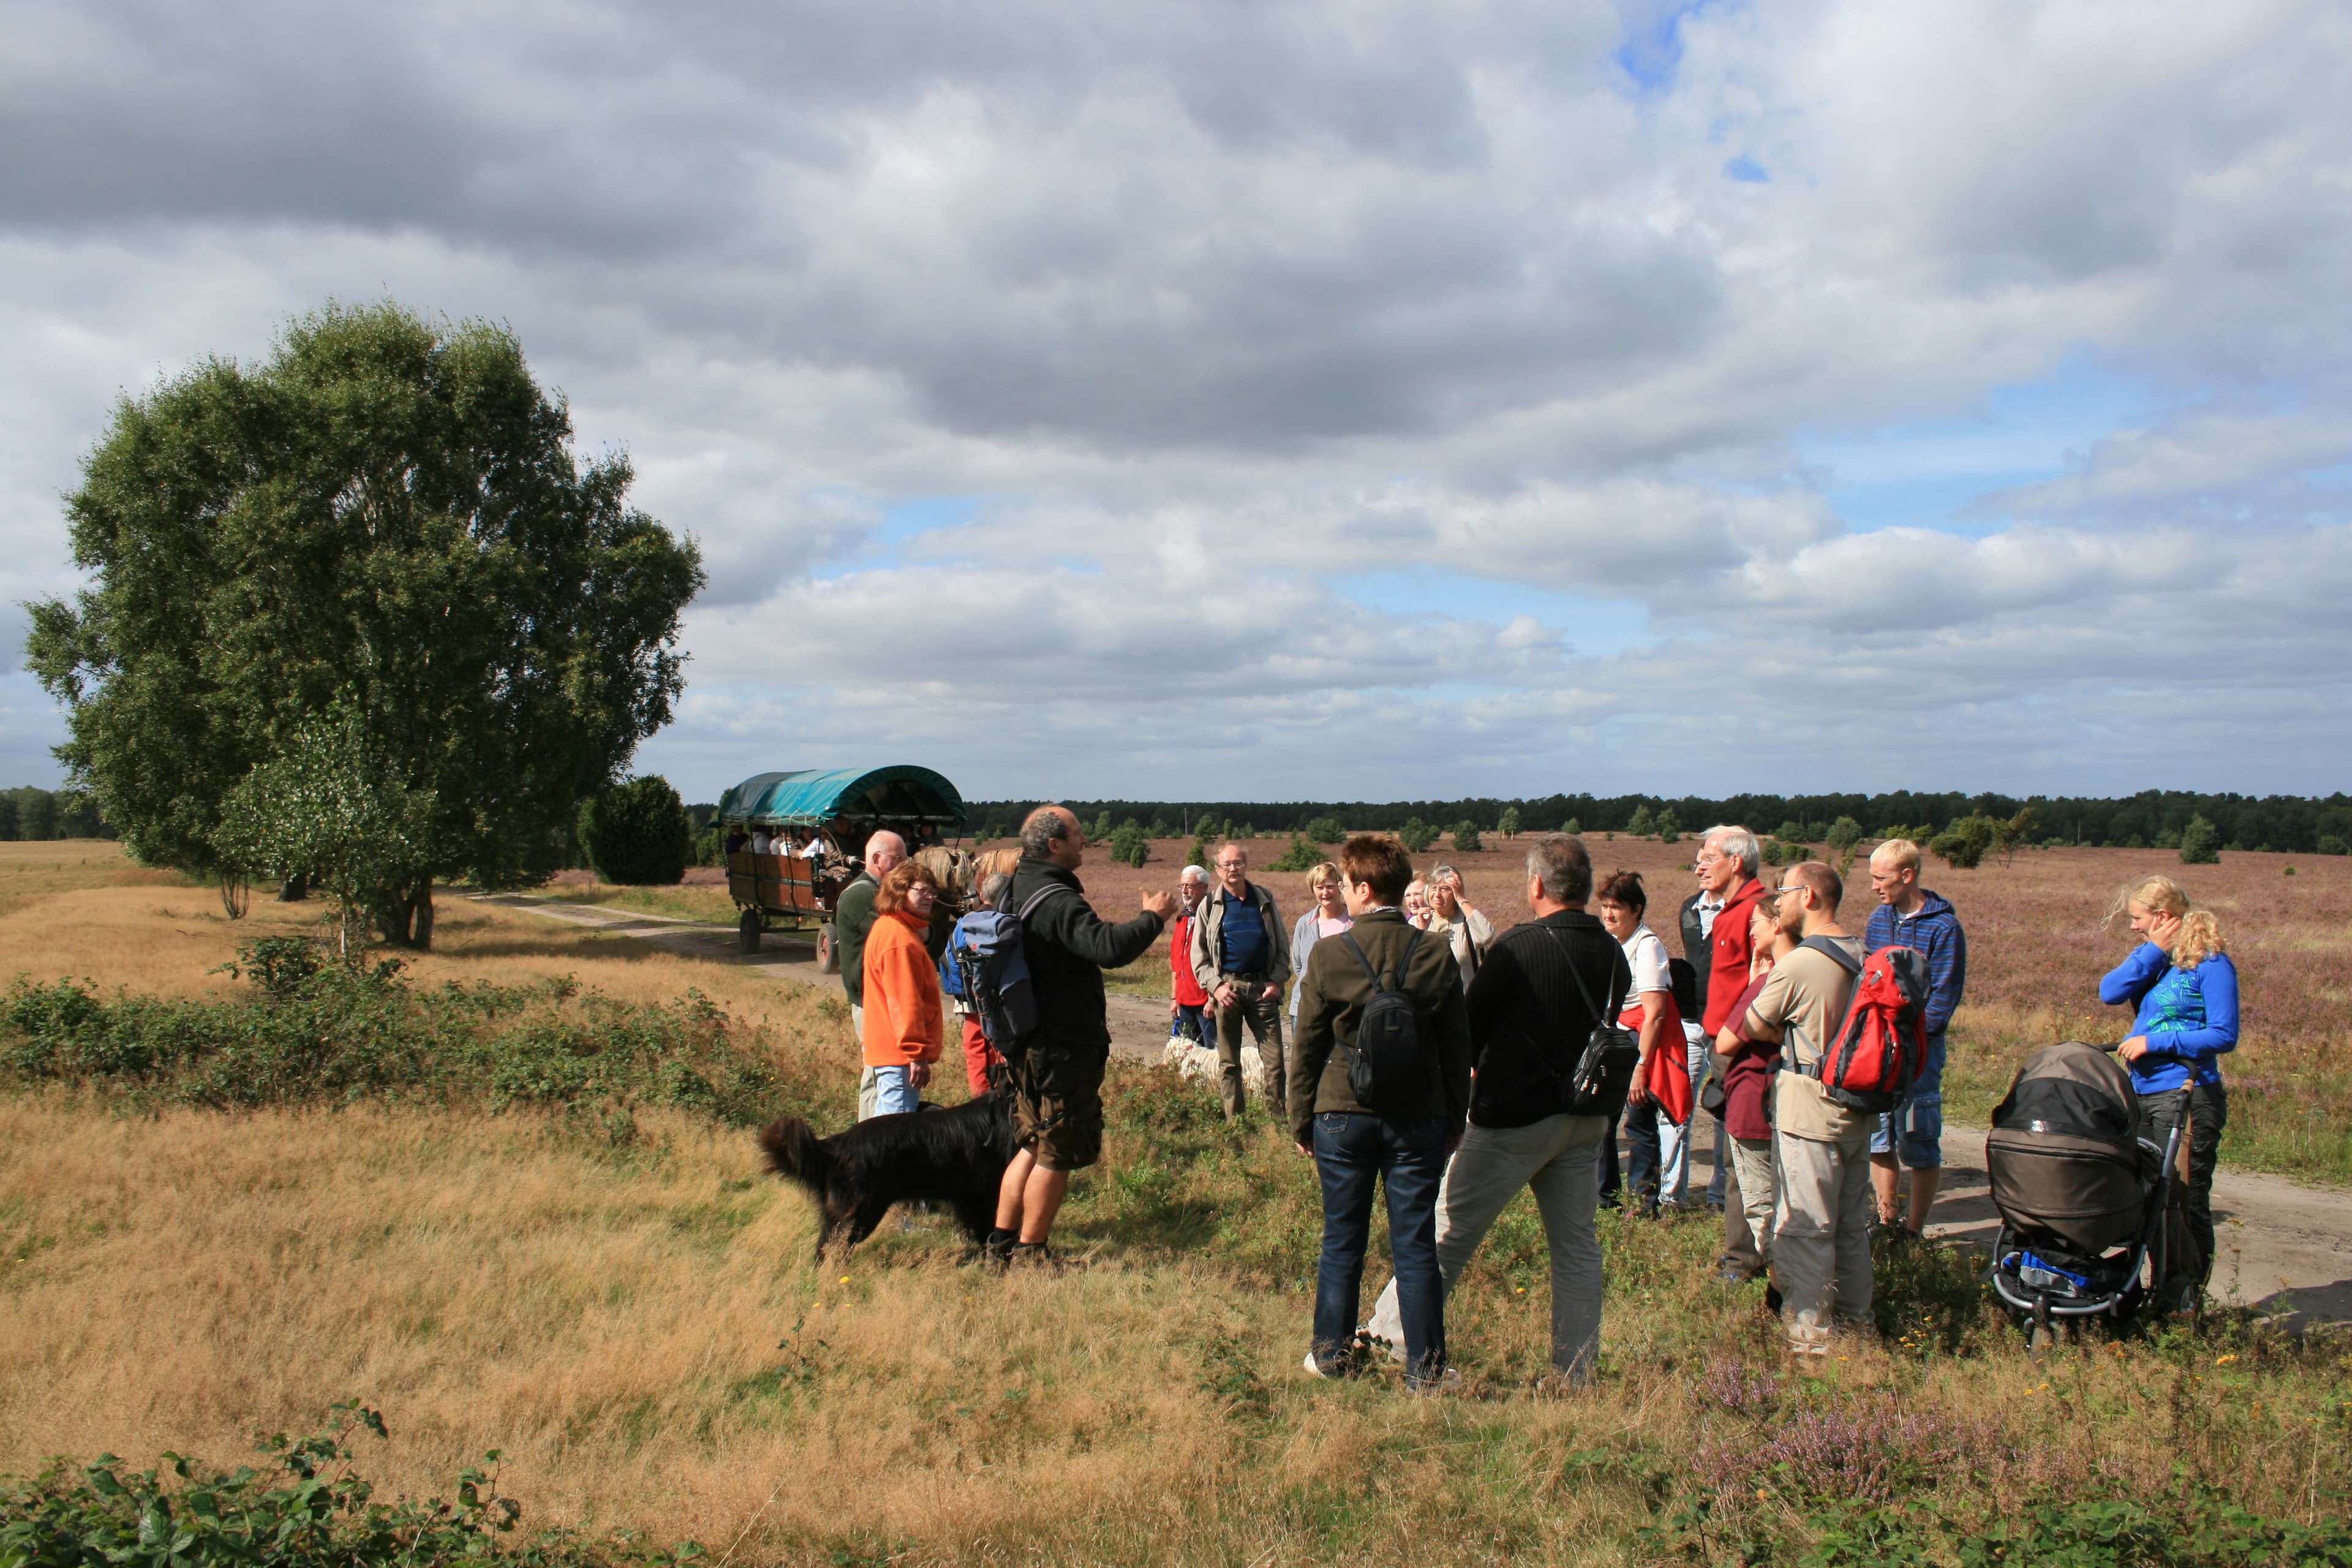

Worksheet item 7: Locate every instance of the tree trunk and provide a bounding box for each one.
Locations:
[411,880,434,950]
[276,872,309,902]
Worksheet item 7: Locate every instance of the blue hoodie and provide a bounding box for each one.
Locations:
[2098,943,2237,1093]
[1863,891,1967,1045]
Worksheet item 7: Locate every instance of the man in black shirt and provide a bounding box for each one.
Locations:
[989,805,1174,1264]
[1366,833,1629,1385]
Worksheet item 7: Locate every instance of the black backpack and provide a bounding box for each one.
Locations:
[1335,928,1429,1112]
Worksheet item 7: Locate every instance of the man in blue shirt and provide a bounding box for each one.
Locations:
[1189,842,1291,1121]
[1863,839,1967,1236]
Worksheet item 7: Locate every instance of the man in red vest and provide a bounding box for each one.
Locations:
[1695,824,1770,1285]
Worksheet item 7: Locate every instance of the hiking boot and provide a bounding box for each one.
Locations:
[982,1228,1018,1267]
[1008,1240,1058,1270]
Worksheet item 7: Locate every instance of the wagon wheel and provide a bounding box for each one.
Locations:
[816,924,839,974]
[737,908,763,954]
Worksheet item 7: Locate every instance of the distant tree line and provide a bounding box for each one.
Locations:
[967,790,2352,856]
[0,786,113,842]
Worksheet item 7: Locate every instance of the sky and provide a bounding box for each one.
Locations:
[4,0,2350,806]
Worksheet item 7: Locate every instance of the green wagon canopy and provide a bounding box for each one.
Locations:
[716,766,966,832]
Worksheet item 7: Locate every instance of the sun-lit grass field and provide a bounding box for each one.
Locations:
[6,838,2352,1564]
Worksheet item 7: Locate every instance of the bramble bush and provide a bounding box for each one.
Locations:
[1,941,785,1123]
[0,1400,698,1568]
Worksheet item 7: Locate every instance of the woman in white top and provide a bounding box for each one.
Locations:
[1286,862,1354,1025]
[1423,864,1495,992]
[1594,869,1696,1213]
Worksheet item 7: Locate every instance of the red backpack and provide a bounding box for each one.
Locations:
[1795,939,1931,1114]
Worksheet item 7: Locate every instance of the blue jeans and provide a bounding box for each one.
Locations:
[1171,1003,1211,1044]
[1624,1041,1708,1206]
[1871,1036,1945,1167]
[869,1065,921,1117]
[1311,1112,1449,1384]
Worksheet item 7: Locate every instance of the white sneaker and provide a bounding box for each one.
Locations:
[1302,1350,1332,1379]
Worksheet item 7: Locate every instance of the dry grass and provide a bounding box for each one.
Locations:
[7,839,2352,1561]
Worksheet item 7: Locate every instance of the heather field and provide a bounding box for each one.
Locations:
[6,837,2352,1566]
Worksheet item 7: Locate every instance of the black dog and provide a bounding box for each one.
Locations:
[756,1094,1016,1257]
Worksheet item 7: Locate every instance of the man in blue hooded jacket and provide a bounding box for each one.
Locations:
[1863,839,1967,1235]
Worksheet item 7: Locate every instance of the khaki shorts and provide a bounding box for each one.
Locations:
[1010,1043,1106,1172]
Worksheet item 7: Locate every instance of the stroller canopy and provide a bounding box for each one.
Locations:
[1987,1041,2147,1257]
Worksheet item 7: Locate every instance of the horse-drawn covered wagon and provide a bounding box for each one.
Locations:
[715,764,968,968]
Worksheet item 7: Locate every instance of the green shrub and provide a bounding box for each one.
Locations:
[1561,816,1581,835]
[2179,814,2222,865]
[1931,815,1997,870]
[576,777,690,886]
[1262,835,1321,873]
[0,1400,695,1568]
[1497,806,1520,839]
[2318,834,2351,856]
[1451,821,1482,853]
[1303,816,1344,845]
[1398,818,1438,853]
[1109,822,1150,868]
[1655,809,1681,845]
[1627,805,1656,837]
[1827,816,1864,852]
[1,950,782,1124]
[1775,819,1805,843]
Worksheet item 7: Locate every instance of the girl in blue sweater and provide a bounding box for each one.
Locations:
[2098,873,2236,1300]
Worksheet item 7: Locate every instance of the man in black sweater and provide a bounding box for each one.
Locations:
[989,805,1174,1264]
[1365,833,1631,1385]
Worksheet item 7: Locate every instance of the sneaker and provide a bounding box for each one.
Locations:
[1303,1350,1333,1379]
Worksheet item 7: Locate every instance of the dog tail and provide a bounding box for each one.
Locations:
[755,1117,827,1193]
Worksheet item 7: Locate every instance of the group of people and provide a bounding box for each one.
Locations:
[816,809,2240,1382]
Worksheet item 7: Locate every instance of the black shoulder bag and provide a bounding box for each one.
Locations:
[1545,928,1638,1117]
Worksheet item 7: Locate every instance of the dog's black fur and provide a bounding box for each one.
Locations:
[756,1093,1017,1257]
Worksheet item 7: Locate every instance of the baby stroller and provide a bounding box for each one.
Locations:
[1985,1040,2189,1352]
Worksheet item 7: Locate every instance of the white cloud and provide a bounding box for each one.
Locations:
[4,0,2350,798]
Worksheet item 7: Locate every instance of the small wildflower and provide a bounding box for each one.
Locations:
[2215,1354,2237,1366]
[839,1275,851,1284]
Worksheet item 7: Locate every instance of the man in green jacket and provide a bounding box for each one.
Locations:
[834,829,907,1120]
[1288,832,1472,1389]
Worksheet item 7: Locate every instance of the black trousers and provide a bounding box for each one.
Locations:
[2136,1082,2228,1291]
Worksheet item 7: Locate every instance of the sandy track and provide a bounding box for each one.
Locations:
[482,894,2352,1327]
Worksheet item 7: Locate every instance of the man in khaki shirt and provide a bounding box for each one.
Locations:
[1741,860,1868,1358]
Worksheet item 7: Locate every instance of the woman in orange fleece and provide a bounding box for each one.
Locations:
[860,859,945,1118]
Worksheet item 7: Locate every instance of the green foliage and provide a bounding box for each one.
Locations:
[24,301,704,947]
[1303,816,1344,845]
[1145,817,1169,838]
[0,954,779,1124]
[1561,816,1581,835]
[692,826,723,867]
[1107,822,1150,868]
[1183,835,1211,872]
[2179,814,2222,865]
[2319,834,2351,856]
[578,777,692,886]
[0,786,111,842]
[0,1400,697,1568]
[1397,818,1438,853]
[214,698,439,956]
[1497,805,1520,839]
[1089,812,1114,844]
[1450,821,1482,853]
[1262,835,1321,873]
[1762,838,1787,866]
[1955,1489,2352,1567]
[1931,815,1999,870]
[1655,808,1681,845]
[1776,819,1807,843]
[1827,816,1864,852]
[1627,805,1656,837]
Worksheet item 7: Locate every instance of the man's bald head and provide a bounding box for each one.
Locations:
[864,831,908,878]
[1021,805,1084,867]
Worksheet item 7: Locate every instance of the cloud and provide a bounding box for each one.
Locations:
[3,0,2350,798]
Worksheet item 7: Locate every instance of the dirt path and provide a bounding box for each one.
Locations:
[482,895,2352,1327]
